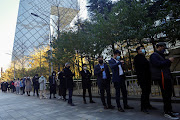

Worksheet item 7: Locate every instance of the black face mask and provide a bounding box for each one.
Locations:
[99,60,103,64]
[67,66,70,69]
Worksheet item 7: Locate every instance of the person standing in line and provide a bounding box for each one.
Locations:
[94,56,115,109]
[109,50,134,112]
[134,46,156,114]
[12,79,15,93]
[32,74,39,97]
[20,79,24,95]
[22,77,26,94]
[63,63,75,106]
[25,76,32,96]
[49,71,57,99]
[39,73,47,99]
[14,78,20,94]
[150,42,179,120]
[7,81,10,92]
[80,64,95,104]
[10,80,14,93]
[58,70,66,100]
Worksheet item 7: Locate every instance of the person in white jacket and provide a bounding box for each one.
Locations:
[39,74,47,99]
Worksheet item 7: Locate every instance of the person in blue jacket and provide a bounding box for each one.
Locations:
[109,50,134,112]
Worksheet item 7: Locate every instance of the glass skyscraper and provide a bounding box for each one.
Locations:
[12,0,79,67]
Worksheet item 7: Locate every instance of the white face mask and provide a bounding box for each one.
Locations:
[83,67,87,70]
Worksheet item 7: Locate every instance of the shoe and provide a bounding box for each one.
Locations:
[69,103,75,106]
[84,101,87,104]
[49,96,51,99]
[141,109,149,114]
[148,105,157,110]
[54,96,56,98]
[58,96,62,100]
[90,100,96,103]
[43,96,47,99]
[124,105,134,109]
[171,111,179,116]
[108,105,115,109]
[104,106,108,109]
[118,107,125,112]
[164,112,179,120]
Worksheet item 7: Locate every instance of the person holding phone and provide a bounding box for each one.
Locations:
[109,50,134,112]
[150,42,179,119]
[94,56,115,109]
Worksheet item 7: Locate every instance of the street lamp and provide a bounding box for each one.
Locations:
[31,13,55,73]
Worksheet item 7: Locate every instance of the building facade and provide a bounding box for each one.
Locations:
[12,0,79,68]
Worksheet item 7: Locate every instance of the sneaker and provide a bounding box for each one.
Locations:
[58,96,62,100]
[171,111,179,116]
[164,112,179,120]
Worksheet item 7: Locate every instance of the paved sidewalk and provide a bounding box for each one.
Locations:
[0,92,179,120]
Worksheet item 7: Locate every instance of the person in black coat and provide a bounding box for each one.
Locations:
[80,64,95,104]
[134,46,156,114]
[63,62,75,106]
[94,56,115,109]
[49,71,57,99]
[32,74,39,97]
[150,42,179,119]
[58,70,66,100]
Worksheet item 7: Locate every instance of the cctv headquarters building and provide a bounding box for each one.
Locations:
[12,0,79,68]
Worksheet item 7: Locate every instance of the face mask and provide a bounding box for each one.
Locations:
[116,56,120,60]
[67,66,70,69]
[99,60,103,64]
[83,67,87,70]
[53,73,55,76]
[160,49,166,54]
[141,49,146,54]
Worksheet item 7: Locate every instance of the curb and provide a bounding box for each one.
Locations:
[73,95,180,103]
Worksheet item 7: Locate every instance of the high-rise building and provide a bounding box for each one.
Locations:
[12,0,79,68]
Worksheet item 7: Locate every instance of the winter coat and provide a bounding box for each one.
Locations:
[25,78,32,91]
[39,76,47,91]
[63,67,75,89]
[134,54,151,85]
[80,70,92,89]
[150,51,172,81]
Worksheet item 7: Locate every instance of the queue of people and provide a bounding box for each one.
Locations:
[0,42,179,120]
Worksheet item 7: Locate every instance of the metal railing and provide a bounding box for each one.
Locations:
[73,74,180,97]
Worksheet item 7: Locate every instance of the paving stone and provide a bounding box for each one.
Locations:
[0,91,179,120]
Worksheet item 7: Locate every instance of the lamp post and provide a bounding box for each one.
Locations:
[31,13,55,73]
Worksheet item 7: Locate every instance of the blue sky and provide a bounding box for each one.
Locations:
[0,0,20,71]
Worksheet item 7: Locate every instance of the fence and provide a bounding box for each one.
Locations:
[73,73,180,98]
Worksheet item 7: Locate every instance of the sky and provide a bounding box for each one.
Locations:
[0,0,20,71]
